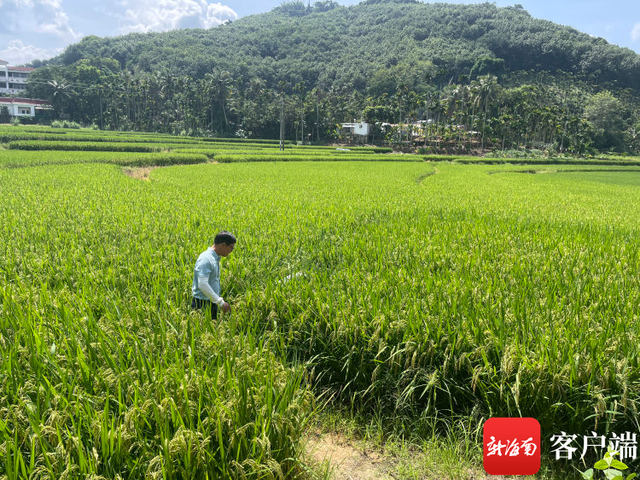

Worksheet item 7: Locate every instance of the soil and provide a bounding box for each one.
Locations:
[123,166,156,180]
[306,432,395,480]
[305,432,522,480]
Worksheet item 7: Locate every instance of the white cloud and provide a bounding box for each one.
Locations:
[203,2,236,28]
[37,7,78,38]
[118,0,237,34]
[0,0,80,40]
[632,22,640,42]
[0,39,62,65]
[0,0,34,6]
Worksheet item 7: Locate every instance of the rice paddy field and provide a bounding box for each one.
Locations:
[2,126,640,478]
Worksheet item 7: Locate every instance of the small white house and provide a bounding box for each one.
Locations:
[341,122,371,136]
[0,97,50,118]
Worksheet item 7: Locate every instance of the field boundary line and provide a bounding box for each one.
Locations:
[487,168,640,175]
[415,168,437,184]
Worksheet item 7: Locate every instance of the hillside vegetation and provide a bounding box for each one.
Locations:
[23,0,640,153]
[41,0,640,90]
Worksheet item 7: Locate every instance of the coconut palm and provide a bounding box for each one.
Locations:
[47,79,73,119]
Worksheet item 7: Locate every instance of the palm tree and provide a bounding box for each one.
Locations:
[472,75,498,150]
[157,71,177,132]
[443,84,467,149]
[294,82,307,144]
[202,70,233,135]
[47,79,73,119]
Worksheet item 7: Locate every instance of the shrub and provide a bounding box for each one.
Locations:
[0,107,11,124]
[51,119,81,129]
[486,148,548,158]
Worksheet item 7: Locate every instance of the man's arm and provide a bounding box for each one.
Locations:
[197,276,224,305]
[197,277,231,313]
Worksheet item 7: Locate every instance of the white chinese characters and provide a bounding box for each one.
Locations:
[550,432,638,461]
[487,436,539,457]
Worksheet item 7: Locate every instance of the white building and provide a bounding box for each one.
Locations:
[0,59,34,95]
[0,97,51,118]
[341,121,371,136]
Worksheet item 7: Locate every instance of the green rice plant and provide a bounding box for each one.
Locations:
[8,140,159,152]
[283,146,393,154]
[0,126,69,137]
[3,160,640,477]
[213,153,423,162]
[423,154,464,161]
[199,137,287,144]
[6,140,200,153]
[454,156,640,166]
[0,128,233,145]
[596,155,640,162]
[0,150,208,167]
[173,147,390,159]
[172,146,295,157]
[57,133,205,144]
[0,131,72,142]
[0,164,315,479]
[208,162,640,436]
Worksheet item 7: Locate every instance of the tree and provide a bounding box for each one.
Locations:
[584,91,625,151]
[0,107,11,124]
[203,70,234,135]
[471,75,498,149]
[363,105,394,123]
[47,79,73,119]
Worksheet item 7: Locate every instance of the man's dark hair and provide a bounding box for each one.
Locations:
[214,231,236,245]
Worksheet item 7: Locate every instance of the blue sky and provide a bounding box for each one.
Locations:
[0,0,639,65]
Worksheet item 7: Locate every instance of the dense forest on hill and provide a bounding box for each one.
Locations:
[21,0,640,153]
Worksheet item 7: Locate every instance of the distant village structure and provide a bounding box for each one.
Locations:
[340,121,371,143]
[0,97,50,118]
[340,122,371,137]
[0,59,33,95]
[0,59,50,119]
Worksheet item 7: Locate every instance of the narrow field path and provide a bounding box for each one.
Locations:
[306,432,395,479]
[305,431,525,480]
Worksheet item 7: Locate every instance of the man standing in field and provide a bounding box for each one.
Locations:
[191,231,236,318]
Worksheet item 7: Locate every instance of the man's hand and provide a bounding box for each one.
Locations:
[221,302,231,314]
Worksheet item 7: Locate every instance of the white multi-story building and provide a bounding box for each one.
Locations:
[0,59,34,95]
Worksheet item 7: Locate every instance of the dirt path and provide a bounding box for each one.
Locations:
[305,432,522,480]
[306,432,396,480]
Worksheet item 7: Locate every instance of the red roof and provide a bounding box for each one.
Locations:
[0,97,50,106]
[9,67,35,72]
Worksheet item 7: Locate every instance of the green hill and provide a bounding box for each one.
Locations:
[25,0,640,153]
[45,0,640,91]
